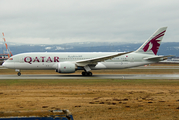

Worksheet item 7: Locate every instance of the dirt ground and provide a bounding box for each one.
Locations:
[0,79,179,120]
[0,64,179,120]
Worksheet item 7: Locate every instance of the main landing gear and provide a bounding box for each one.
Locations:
[82,72,93,76]
[82,65,93,76]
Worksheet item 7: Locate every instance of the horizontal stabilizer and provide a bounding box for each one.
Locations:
[143,55,174,61]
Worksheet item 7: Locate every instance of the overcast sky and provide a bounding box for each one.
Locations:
[0,0,179,44]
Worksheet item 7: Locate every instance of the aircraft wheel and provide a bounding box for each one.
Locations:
[82,72,92,76]
[84,72,88,76]
[82,72,88,76]
[88,72,92,76]
[17,72,21,76]
[82,72,85,76]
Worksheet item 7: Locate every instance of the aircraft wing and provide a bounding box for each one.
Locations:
[76,51,132,67]
[143,55,174,61]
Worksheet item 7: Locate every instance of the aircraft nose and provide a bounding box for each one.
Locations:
[2,62,6,67]
[2,61,14,69]
[2,61,9,68]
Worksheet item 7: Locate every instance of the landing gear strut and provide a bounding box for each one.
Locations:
[82,65,92,76]
[82,72,93,76]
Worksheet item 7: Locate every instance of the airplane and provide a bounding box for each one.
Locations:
[2,27,170,76]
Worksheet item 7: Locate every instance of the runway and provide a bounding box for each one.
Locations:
[1,65,179,69]
[0,74,179,79]
[1,65,179,79]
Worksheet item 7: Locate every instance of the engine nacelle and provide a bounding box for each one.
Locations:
[56,62,76,73]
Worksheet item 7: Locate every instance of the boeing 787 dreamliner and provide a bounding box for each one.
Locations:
[2,27,170,76]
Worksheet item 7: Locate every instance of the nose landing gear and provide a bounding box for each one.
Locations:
[15,69,21,76]
[17,72,21,76]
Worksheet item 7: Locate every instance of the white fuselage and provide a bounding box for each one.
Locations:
[2,52,158,70]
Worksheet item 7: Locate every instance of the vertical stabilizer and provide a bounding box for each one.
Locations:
[135,27,167,55]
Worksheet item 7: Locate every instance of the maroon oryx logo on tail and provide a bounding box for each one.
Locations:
[143,30,166,55]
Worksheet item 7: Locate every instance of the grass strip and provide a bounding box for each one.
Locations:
[0,79,179,86]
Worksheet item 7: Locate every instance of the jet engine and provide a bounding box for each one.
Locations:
[56,62,76,73]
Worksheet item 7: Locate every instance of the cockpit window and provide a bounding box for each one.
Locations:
[9,58,13,60]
